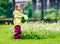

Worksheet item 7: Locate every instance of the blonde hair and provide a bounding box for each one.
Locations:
[15,4,22,13]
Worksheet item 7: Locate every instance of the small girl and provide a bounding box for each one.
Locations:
[13,4,23,39]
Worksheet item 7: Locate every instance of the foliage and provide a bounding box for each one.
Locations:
[44,8,56,20]
[0,23,60,44]
[0,15,6,19]
[21,23,60,39]
[44,13,56,20]
[0,7,4,16]
[0,23,60,39]
[34,10,41,18]
[23,1,33,18]
[44,8,60,20]
[57,9,60,20]
[46,8,56,14]
[0,1,13,18]
[22,29,60,39]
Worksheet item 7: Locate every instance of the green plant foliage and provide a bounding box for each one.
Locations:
[57,9,60,20]
[0,15,6,19]
[34,10,41,18]
[44,13,56,20]
[0,7,4,15]
[21,23,60,39]
[0,1,13,18]
[44,8,56,20]
[21,29,60,39]
[23,1,33,18]
[46,8,56,14]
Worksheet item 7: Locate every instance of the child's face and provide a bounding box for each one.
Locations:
[18,5,21,10]
[16,4,21,11]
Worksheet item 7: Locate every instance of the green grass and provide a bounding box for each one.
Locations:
[0,23,60,44]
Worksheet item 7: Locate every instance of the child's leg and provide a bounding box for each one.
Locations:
[14,25,21,39]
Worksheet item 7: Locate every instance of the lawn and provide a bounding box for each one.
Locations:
[0,22,60,44]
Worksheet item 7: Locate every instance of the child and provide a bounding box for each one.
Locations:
[13,4,23,39]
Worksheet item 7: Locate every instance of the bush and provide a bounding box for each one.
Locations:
[46,8,56,14]
[0,1,13,18]
[0,15,6,19]
[57,9,60,20]
[23,1,33,18]
[33,10,41,20]
[45,8,60,20]
[44,13,56,20]
[0,7,6,19]
[44,8,56,21]
[4,7,13,18]
[21,22,60,39]
[0,7,4,15]
[34,10,41,18]
[21,29,60,39]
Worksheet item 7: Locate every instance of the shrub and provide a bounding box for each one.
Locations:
[46,8,56,14]
[0,15,6,19]
[34,10,41,18]
[0,7,6,19]
[33,10,41,20]
[21,23,60,39]
[44,8,56,21]
[0,7,4,15]
[57,9,60,20]
[23,1,33,18]
[44,13,56,20]
[21,29,60,39]
[0,1,13,18]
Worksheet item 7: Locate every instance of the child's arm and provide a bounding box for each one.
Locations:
[19,12,24,17]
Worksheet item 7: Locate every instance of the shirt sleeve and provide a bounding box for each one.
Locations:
[13,11,24,18]
[13,11,18,15]
[18,12,24,17]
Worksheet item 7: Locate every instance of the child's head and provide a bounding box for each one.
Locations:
[15,4,21,11]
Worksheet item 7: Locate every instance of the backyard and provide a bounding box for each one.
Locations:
[0,0,60,44]
[0,22,60,44]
